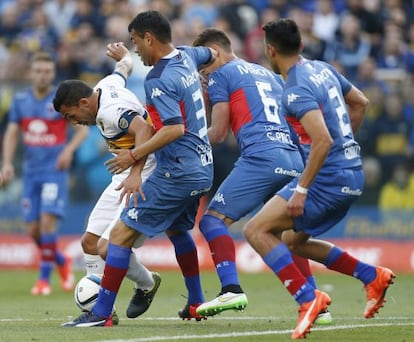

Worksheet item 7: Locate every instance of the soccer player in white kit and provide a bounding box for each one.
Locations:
[53,42,160,322]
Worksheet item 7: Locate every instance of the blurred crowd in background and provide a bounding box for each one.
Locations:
[1,0,414,211]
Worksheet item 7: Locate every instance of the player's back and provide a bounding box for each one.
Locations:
[282,58,362,171]
[207,58,297,156]
[144,47,213,181]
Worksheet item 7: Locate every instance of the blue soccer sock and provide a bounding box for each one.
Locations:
[264,243,315,305]
[199,214,240,290]
[93,243,130,318]
[169,231,204,304]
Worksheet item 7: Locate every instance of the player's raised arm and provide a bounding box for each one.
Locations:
[106,42,133,78]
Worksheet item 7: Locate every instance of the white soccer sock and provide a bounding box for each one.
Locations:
[83,253,105,275]
[126,253,154,290]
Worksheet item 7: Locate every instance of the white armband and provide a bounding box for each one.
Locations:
[295,185,308,194]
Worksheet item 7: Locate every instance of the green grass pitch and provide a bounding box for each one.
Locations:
[0,269,413,341]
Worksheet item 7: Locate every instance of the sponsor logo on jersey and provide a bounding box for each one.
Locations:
[341,186,362,196]
[151,87,165,99]
[213,192,225,205]
[190,188,210,196]
[266,129,294,144]
[181,70,199,88]
[127,208,138,221]
[274,167,302,177]
[23,119,57,145]
[309,67,334,86]
[208,77,216,87]
[344,143,360,159]
[287,93,300,105]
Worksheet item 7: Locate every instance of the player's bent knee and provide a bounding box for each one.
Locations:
[81,232,100,254]
[243,220,259,244]
[199,214,225,234]
[97,238,109,260]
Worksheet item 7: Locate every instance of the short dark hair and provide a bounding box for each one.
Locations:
[53,80,93,112]
[262,18,302,55]
[128,10,171,43]
[192,28,232,53]
[30,51,54,65]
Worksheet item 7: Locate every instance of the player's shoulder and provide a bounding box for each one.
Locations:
[146,59,170,81]
[96,73,125,89]
[13,87,32,100]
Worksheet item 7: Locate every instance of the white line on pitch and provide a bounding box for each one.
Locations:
[98,322,414,342]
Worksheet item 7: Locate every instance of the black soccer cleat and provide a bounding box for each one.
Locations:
[126,272,161,318]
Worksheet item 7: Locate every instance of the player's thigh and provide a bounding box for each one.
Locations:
[39,171,68,218]
[168,196,201,233]
[121,175,209,237]
[22,173,42,222]
[87,180,123,237]
[245,194,293,234]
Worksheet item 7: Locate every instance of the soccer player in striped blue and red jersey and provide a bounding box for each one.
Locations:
[62,10,215,327]
[243,18,395,339]
[1,52,88,295]
[191,28,330,324]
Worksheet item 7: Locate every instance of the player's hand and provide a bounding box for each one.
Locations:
[105,149,135,174]
[106,42,129,62]
[115,172,146,208]
[286,191,306,217]
[1,164,15,184]
[56,148,74,170]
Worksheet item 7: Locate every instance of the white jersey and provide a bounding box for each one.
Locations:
[94,72,156,179]
[86,72,156,240]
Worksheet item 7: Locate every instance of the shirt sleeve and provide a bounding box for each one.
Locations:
[207,70,229,105]
[282,85,319,120]
[179,46,212,69]
[145,78,183,126]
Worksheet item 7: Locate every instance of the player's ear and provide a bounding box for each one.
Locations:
[79,98,89,107]
[266,43,275,57]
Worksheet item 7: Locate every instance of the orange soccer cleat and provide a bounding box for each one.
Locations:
[31,279,52,296]
[364,266,395,319]
[291,290,331,339]
[57,254,75,292]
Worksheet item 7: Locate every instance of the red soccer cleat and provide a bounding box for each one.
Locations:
[178,303,207,321]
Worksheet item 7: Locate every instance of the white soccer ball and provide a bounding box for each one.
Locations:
[74,274,102,312]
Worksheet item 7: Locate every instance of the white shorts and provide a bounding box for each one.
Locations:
[85,155,156,248]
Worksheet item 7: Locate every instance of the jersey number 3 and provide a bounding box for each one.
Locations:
[192,88,208,139]
[328,86,352,137]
